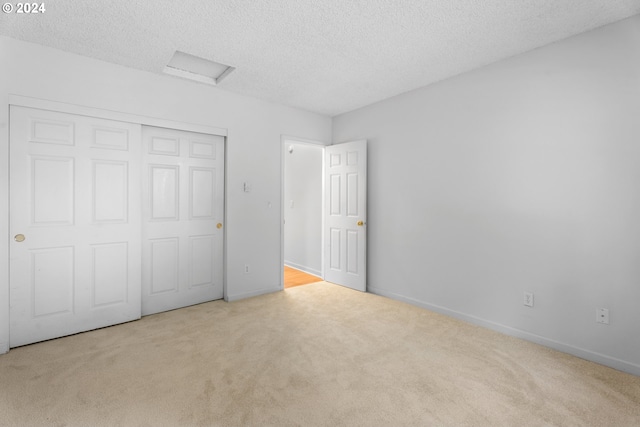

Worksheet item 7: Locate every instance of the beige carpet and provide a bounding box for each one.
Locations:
[1,282,639,427]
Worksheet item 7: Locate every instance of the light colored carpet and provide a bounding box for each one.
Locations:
[1,282,639,427]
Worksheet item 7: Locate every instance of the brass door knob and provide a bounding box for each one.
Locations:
[357,221,364,226]
[14,234,25,242]
[216,223,223,229]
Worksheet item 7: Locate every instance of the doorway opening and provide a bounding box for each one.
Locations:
[281,137,368,292]
[282,138,324,289]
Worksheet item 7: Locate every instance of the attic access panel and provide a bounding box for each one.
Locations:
[164,51,235,85]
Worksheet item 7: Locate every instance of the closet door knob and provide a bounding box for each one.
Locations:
[14,234,25,242]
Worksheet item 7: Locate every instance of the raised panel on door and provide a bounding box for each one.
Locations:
[346,173,359,217]
[92,127,129,151]
[31,246,75,317]
[189,235,215,288]
[150,238,180,295]
[150,165,180,220]
[31,156,75,225]
[346,230,359,275]
[190,167,215,219]
[329,228,341,270]
[324,140,367,292]
[9,106,142,347]
[330,174,341,216]
[30,117,75,145]
[142,126,224,315]
[91,242,129,307]
[93,160,128,223]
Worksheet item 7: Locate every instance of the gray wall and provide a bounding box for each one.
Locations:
[283,142,323,276]
[333,16,640,375]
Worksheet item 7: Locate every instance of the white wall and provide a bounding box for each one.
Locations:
[0,36,332,353]
[333,15,640,375]
[283,142,323,276]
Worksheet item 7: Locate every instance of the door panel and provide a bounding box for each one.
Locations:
[31,156,75,224]
[149,238,180,294]
[9,106,142,347]
[91,242,129,306]
[31,246,74,317]
[92,161,128,222]
[150,165,179,220]
[324,140,367,291]
[142,126,224,315]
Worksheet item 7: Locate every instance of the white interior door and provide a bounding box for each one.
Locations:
[141,126,224,315]
[9,106,142,347]
[324,140,367,291]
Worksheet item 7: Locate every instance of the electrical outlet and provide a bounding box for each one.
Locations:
[244,264,250,274]
[523,292,534,307]
[596,308,609,325]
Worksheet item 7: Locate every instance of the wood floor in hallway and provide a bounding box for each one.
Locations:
[284,266,322,288]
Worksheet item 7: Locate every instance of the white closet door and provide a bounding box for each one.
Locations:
[141,126,224,315]
[9,106,142,347]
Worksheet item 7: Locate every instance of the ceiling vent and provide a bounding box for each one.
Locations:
[163,51,235,85]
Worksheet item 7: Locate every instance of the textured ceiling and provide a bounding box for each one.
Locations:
[1,0,639,116]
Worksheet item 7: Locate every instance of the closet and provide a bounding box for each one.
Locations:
[9,106,224,347]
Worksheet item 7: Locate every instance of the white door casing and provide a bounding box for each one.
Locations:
[141,126,224,315]
[9,106,142,347]
[324,140,367,291]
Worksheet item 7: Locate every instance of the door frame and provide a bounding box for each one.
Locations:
[1,94,228,354]
[280,135,327,290]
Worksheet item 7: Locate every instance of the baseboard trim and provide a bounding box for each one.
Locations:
[284,261,322,278]
[225,286,280,302]
[368,286,640,377]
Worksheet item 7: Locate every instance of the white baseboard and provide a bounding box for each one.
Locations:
[225,286,280,302]
[368,286,640,377]
[284,261,322,278]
